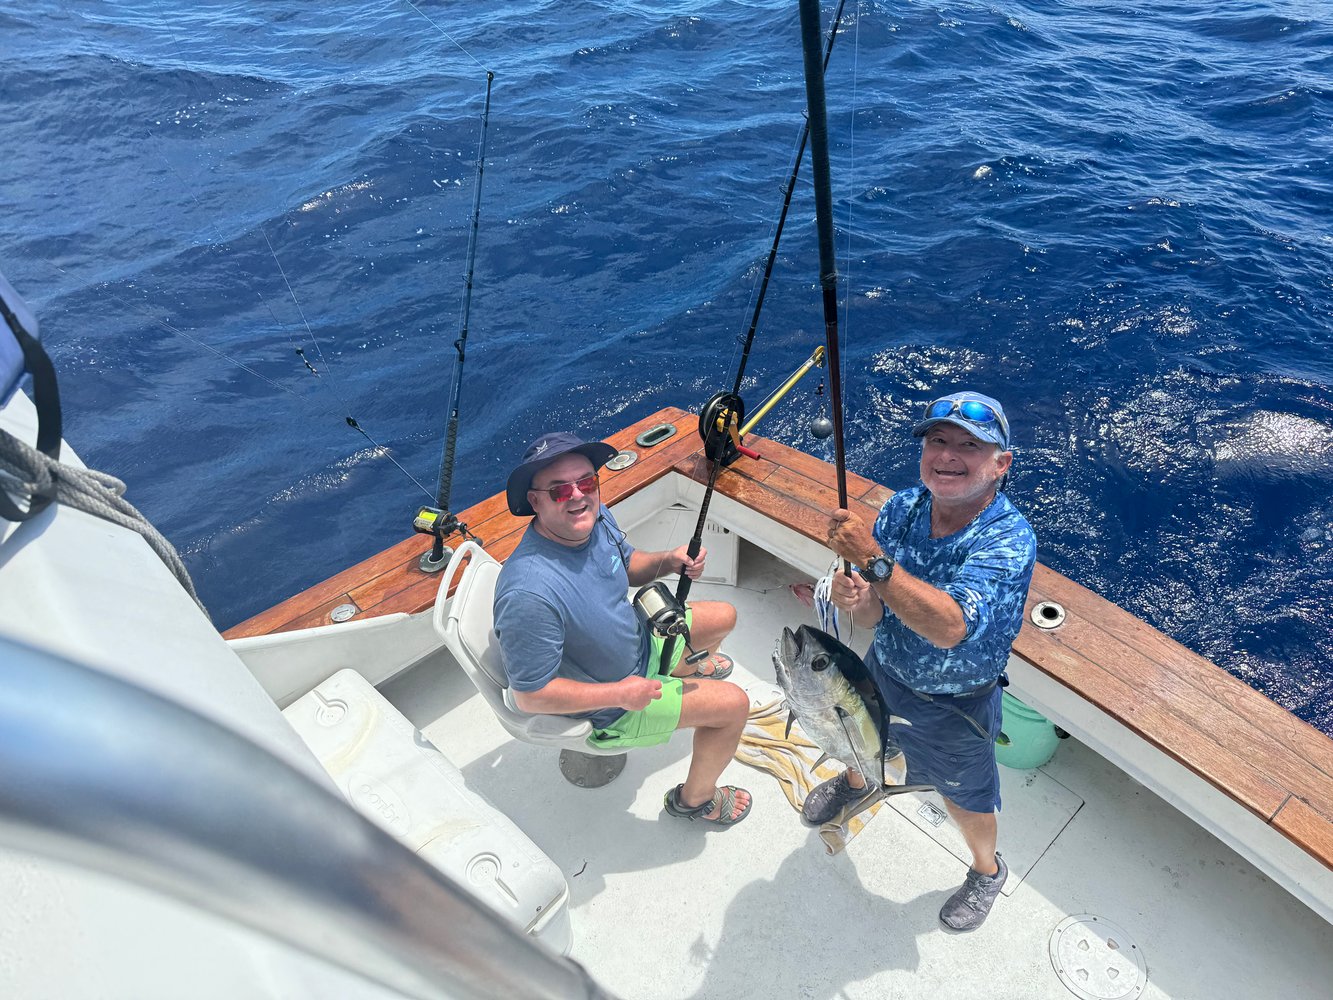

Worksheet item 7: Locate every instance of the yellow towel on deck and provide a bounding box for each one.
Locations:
[734,696,902,855]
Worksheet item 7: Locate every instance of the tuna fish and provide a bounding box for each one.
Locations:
[773,625,930,821]
[772,624,886,777]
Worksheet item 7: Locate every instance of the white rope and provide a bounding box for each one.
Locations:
[0,428,208,617]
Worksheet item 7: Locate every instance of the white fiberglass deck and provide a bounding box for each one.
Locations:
[381,538,1333,1000]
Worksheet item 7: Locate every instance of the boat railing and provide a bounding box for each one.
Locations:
[0,634,616,1000]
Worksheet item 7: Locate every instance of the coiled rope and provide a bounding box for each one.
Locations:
[0,427,208,617]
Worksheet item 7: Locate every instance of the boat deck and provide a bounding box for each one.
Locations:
[223,404,1333,995]
[381,537,1333,999]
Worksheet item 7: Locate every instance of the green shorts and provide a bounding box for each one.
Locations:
[587,614,691,750]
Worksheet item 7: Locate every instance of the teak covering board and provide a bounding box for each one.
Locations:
[225,406,1333,870]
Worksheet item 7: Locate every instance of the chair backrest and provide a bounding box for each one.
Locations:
[433,542,513,721]
[432,541,617,755]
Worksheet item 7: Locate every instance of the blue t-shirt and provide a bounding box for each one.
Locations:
[868,484,1036,694]
[492,506,650,728]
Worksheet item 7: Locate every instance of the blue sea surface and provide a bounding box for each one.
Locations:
[2,2,1331,732]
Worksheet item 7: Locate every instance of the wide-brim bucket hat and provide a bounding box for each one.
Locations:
[505,432,617,516]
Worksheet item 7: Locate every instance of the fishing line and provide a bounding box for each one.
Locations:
[839,3,863,388]
[134,1,468,504]
[15,247,437,510]
[398,0,490,72]
[257,215,436,501]
[143,11,357,396]
[137,143,431,508]
[727,0,851,400]
[142,119,318,364]
[259,228,357,419]
[14,254,303,401]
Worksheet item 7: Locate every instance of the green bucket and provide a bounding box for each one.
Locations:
[994,691,1059,769]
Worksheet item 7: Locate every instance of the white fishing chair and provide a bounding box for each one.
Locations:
[432,540,627,786]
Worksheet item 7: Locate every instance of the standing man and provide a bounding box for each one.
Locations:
[494,432,753,826]
[805,392,1036,930]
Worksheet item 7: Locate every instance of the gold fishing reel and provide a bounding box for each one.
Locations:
[697,391,746,465]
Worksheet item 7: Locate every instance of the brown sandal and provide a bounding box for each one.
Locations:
[676,652,735,680]
[663,783,752,827]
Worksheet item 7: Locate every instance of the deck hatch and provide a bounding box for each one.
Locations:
[1049,915,1147,999]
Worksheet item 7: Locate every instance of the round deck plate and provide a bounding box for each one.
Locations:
[558,749,627,787]
[604,450,638,471]
[1049,915,1147,1000]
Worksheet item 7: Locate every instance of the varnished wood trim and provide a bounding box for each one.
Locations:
[1017,564,1333,789]
[1272,796,1333,872]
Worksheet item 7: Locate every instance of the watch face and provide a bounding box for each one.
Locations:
[863,560,895,584]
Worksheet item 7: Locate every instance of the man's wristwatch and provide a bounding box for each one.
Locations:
[859,553,895,584]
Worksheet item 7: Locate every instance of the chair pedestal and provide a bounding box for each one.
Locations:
[558,750,627,787]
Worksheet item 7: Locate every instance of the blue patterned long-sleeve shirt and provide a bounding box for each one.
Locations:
[868,484,1036,694]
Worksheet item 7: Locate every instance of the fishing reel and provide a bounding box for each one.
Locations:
[697,391,757,466]
[632,582,709,665]
[413,506,482,572]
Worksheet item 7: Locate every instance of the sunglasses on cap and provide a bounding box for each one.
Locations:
[530,474,600,503]
[922,397,1009,436]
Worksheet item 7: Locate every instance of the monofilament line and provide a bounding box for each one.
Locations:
[399,0,490,72]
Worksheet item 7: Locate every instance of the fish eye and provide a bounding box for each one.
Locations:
[812,654,831,672]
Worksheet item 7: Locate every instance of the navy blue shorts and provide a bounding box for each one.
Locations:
[873,662,1003,814]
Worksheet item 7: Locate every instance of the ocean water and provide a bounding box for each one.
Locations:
[2,1,1330,731]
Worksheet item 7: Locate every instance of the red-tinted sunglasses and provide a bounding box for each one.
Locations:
[530,474,599,503]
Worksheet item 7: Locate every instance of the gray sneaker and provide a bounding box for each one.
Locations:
[939,853,1008,931]
[801,771,874,826]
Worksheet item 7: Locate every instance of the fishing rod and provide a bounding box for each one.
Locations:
[797,0,849,522]
[686,0,849,478]
[730,0,848,400]
[670,0,849,607]
[416,71,495,572]
[647,2,851,674]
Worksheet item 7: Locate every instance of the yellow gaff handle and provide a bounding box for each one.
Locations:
[739,345,826,438]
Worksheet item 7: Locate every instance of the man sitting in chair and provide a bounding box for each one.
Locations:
[494,432,753,827]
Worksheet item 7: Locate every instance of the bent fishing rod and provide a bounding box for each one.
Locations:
[415,71,494,571]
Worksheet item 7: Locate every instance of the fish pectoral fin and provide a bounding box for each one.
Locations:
[784,711,796,741]
[840,785,888,824]
[831,705,872,778]
[811,752,830,770]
